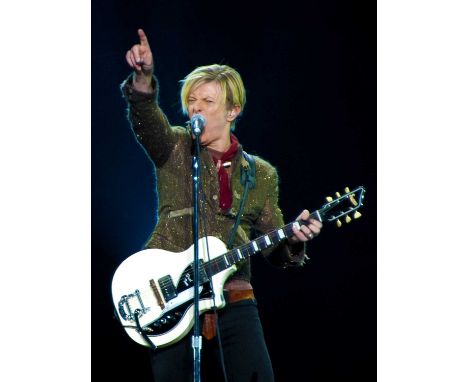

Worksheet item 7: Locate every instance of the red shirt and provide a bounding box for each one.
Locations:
[209,134,239,212]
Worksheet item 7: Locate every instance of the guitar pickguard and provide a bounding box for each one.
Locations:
[143,280,215,336]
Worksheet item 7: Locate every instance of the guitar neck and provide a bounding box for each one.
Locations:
[201,185,365,277]
[203,210,321,276]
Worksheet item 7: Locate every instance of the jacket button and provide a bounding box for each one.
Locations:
[212,195,218,200]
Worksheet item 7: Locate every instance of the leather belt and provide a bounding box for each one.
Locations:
[202,289,255,340]
[224,288,255,304]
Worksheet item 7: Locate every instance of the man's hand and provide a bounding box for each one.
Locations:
[289,209,323,244]
[125,29,154,92]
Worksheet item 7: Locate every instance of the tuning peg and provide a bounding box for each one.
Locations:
[335,192,341,198]
[336,219,342,228]
[349,193,358,206]
[345,215,352,223]
[344,186,350,193]
[353,211,362,219]
[326,196,333,202]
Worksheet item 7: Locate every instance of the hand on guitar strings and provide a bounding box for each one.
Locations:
[289,209,323,244]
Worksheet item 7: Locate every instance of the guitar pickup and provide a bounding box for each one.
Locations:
[158,275,177,301]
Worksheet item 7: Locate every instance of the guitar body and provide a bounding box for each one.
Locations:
[111,236,236,348]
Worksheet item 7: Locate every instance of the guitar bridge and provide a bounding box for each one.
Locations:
[118,289,150,322]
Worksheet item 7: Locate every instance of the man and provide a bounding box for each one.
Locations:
[121,28,322,382]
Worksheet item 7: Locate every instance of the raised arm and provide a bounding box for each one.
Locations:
[122,29,179,166]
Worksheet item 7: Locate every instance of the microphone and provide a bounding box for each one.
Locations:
[190,114,206,136]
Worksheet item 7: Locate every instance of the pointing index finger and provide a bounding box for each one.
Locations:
[138,28,150,47]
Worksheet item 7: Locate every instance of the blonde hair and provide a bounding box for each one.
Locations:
[180,64,246,129]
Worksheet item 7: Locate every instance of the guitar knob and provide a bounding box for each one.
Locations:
[344,187,350,193]
[353,211,362,219]
[336,219,342,228]
[345,215,352,223]
[335,192,341,198]
[326,196,333,202]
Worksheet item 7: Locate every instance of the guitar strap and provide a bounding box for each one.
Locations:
[226,150,256,250]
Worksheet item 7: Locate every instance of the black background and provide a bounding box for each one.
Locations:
[92,1,376,380]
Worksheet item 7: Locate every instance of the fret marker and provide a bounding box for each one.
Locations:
[278,229,285,239]
[293,222,301,230]
[252,241,259,252]
[264,236,271,246]
[316,211,322,222]
[223,255,229,266]
[236,249,242,259]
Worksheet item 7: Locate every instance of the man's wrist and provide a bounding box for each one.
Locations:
[132,72,154,93]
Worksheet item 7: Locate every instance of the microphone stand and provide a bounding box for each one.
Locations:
[191,126,202,382]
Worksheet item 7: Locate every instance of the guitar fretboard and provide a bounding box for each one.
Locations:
[203,210,321,276]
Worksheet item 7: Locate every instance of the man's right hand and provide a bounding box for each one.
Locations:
[125,29,154,93]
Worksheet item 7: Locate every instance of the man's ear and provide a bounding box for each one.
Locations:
[227,105,241,122]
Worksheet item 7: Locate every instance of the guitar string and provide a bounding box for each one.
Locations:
[154,226,299,302]
[157,221,299,291]
[175,223,295,284]
[165,200,331,288]
[172,194,359,286]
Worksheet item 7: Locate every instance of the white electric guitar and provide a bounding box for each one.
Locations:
[111,186,366,348]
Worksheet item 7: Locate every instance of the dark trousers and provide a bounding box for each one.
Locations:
[149,299,274,382]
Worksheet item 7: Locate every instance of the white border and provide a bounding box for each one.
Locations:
[0,1,90,381]
[378,1,468,381]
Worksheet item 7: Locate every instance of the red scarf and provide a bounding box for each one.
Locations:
[210,134,239,212]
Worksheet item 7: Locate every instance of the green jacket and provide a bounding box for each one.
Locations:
[121,77,304,281]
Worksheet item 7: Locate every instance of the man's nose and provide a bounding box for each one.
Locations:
[191,101,202,114]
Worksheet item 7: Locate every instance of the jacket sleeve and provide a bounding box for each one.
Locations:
[120,75,178,167]
[254,166,308,268]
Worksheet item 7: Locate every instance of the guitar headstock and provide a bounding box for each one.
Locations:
[319,186,366,227]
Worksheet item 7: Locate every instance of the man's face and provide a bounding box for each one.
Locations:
[187,81,233,147]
